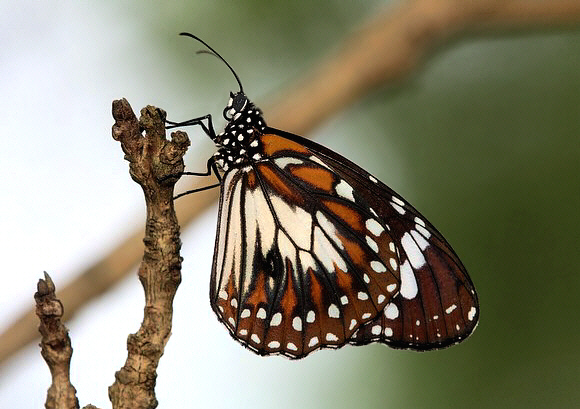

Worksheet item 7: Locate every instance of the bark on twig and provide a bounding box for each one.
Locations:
[35,272,80,409]
[107,99,189,408]
[3,0,580,365]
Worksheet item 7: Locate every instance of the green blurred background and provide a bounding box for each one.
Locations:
[1,1,579,408]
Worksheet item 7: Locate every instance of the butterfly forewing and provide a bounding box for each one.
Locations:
[281,130,480,349]
[210,132,405,358]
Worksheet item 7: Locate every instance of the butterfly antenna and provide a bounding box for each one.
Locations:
[179,32,244,94]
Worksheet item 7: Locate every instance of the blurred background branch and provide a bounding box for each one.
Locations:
[2,0,580,366]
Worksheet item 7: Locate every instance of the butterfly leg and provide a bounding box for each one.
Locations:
[165,113,216,139]
[166,114,222,199]
[173,158,221,200]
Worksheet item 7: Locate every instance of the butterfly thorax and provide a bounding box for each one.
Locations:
[212,92,267,172]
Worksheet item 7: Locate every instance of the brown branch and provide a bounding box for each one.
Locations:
[107,99,189,408]
[35,272,80,409]
[3,0,580,365]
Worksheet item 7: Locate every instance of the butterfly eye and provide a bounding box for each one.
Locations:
[232,93,248,111]
[223,92,248,120]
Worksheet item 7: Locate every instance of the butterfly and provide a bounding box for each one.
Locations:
[169,33,479,359]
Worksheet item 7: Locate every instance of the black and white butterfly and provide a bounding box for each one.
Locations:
[169,33,479,359]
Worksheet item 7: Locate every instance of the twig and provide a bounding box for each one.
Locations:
[35,272,80,409]
[107,99,189,408]
[3,0,580,365]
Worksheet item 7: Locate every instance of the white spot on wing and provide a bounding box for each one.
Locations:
[371,260,386,273]
[349,319,357,330]
[366,219,384,236]
[326,333,339,342]
[306,310,316,323]
[256,308,267,319]
[309,155,331,169]
[336,179,355,201]
[384,303,399,319]
[292,316,302,331]
[410,229,430,251]
[399,259,418,299]
[268,341,280,348]
[446,304,457,314]
[274,157,303,169]
[270,312,282,326]
[390,201,406,215]
[401,232,427,269]
[328,304,340,318]
[468,306,477,321]
[365,236,379,252]
[392,196,405,207]
[308,337,319,347]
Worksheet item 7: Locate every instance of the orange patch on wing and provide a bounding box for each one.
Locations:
[244,270,268,307]
[289,166,334,191]
[256,163,303,203]
[279,261,298,313]
[245,168,257,189]
[308,270,325,306]
[260,133,310,156]
[242,271,268,337]
[322,200,364,232]
[340,235,367,267]
[334,267,354,292]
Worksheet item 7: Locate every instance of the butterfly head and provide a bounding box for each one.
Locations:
[211,92,267,171]
[179,33,268,171]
